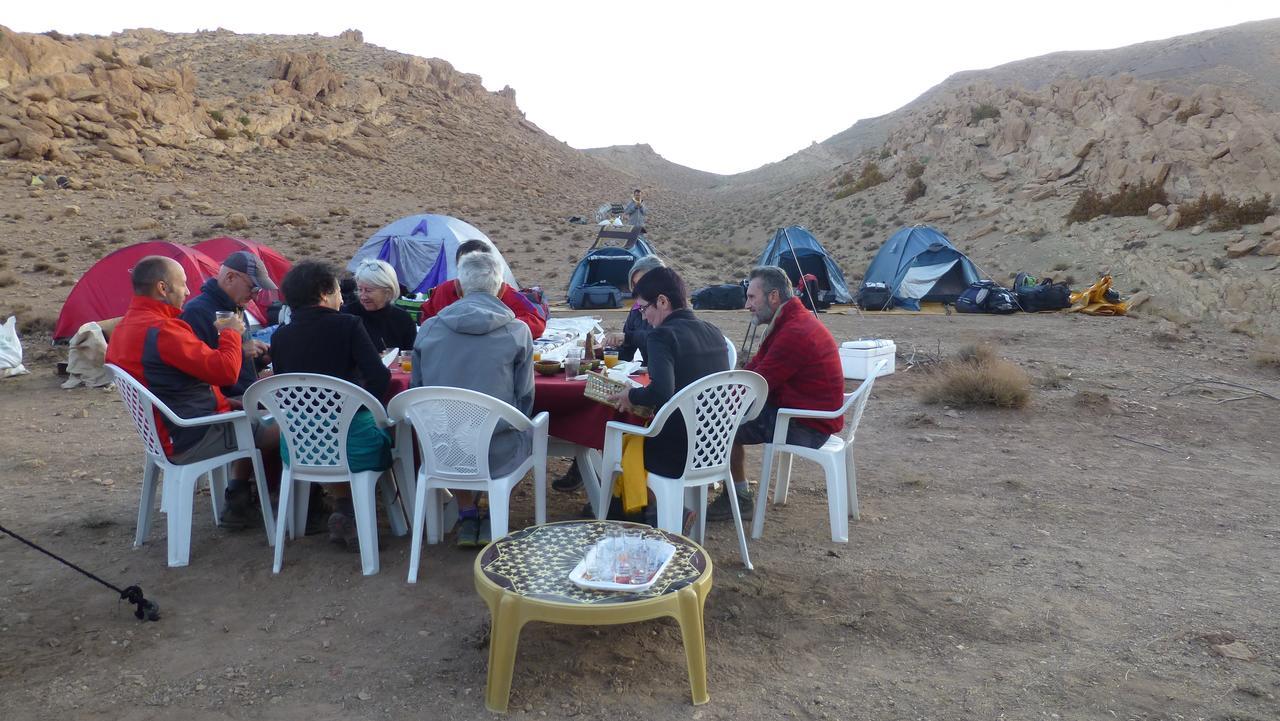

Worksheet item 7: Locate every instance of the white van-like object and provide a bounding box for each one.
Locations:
[839,339,895,380]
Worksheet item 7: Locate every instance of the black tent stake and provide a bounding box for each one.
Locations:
[0,522,160,622]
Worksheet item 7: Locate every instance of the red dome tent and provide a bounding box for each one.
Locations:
[54,241,221,341]
[193,237,291,324]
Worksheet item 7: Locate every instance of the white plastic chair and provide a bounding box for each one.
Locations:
[388,386,549,584]
[242,374,409,576]
[106,363,274,567]
[724,335,738,369]
[751,359,887,543]
[600,370,768,569]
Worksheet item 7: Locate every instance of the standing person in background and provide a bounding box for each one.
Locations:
[342,259,417,352]
[180,250,277,399]
[418,239,546,339]
[623,188,647,231]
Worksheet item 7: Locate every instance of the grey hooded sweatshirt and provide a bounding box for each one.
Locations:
[410,292,534,476]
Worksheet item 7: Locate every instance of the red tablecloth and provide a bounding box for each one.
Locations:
[387,369,644,450]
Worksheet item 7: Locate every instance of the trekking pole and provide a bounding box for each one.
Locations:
[0,522,160,622]
[780,227,821,320]
[739,319,759,363]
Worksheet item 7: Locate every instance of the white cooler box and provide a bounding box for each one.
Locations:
[839,339,895,379]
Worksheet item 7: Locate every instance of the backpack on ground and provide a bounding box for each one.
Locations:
[691,283,746,310]
[856,282,892,311]
[568,281,621,310]
[518,286,550,320]
[956,280,1018,314]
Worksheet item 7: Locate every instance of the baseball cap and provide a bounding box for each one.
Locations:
[222,250,278,290]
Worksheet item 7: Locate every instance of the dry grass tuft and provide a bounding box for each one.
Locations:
[921,344,1031,409]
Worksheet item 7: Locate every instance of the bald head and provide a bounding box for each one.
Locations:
[132,256,189,308]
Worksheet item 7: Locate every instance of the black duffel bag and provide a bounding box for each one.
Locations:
[569,281,621,309]
[1016,280,1072,312]
[956,281,1018,314]
[857,282,892,310]
[692,283,746,310]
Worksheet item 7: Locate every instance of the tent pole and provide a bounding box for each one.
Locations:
[781,227,821,320]
[740,318,759,364]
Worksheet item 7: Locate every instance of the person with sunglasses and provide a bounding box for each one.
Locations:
[180,250,277,400]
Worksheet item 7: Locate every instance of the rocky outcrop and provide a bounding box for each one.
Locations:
[879,76,1280,203]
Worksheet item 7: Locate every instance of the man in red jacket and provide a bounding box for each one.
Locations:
[418,239,546,339]
[106,256,277,530]
[709,265,844,521]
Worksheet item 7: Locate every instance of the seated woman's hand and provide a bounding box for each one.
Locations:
[607,390,633,413]
[603,332,625,347]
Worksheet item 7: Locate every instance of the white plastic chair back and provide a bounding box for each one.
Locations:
[648,370,768,480]
[108,364,171,461]
[724,335,737,369]
[243,373,388,479]
[388,386,530,482]
[837,364,882,445]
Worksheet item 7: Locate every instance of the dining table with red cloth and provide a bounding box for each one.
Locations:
[385,369,647,450]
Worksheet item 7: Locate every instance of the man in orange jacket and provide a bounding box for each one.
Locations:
[106,256,278,530]
[418,240,546,339]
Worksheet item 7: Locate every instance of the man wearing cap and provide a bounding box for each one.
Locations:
[181,250,277,398]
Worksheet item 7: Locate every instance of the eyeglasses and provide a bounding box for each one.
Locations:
[634,302,652,312]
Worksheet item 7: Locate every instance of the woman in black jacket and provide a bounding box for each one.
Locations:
[271,260,393,550]
[612,267,729,479]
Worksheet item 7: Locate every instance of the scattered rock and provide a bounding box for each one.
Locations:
[978,162,1008,181]
[1226,238,1260,258]
[1147,204,1167,220]
[1258,239,1280,256]
[1163,211,1181,231]
[62,205,81,217]
[1262,215,1280,235]
[1211,641,1257,661]
[281,213,308,226]
[158,197,174,210]
[1190,225,1204,236]
[225,213,250,230]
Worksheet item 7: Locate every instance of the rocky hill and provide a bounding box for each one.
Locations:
[2,21,1279,343]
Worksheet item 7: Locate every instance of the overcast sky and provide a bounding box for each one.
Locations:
[7,2,1277,174]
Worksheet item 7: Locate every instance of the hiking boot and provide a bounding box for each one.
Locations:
[456,516,480,549]
[552,461,583,493]
[705,488,754,523]
[477,517,492,546]
[327,512,360,553]
[219,486,258,531]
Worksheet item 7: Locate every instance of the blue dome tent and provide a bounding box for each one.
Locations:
[348,214,517,295]
[861,226,983,309]
[566,225,656,309]
[756,226,853,304]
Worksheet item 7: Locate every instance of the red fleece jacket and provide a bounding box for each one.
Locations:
[418,279,546,339]
[744,297,844,435]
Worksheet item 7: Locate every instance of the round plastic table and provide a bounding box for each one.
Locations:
[473,520,713,712]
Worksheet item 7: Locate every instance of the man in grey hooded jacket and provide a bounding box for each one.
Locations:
[410,250,534,546]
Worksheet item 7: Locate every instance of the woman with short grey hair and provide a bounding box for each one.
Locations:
[456,250,503,297]
[341,259,417,351]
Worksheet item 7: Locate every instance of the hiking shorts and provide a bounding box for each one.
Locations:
[735,403,829,449]
[169,419,267,465]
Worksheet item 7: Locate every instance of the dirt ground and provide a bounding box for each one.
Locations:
[2,309,1278,721]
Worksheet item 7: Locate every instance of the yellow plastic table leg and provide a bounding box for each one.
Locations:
[485,592,526,713]
[674,586,709,705]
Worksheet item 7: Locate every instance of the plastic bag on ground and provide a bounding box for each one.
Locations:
[1,316,29,378]
[62,321,112,388]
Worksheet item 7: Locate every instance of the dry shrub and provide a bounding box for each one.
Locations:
[904,178,927,203]
[18,313,56,335]
[1253,339,1280,371]
[1176,192,1274,231]
[1066,180,1170,224]
[921,344,1031,409]
[0,272,15,288]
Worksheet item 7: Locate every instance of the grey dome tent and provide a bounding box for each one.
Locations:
[756,226,853,304]
[348,214,517,295]
[861,225,982,309]
[566,225,655,309]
